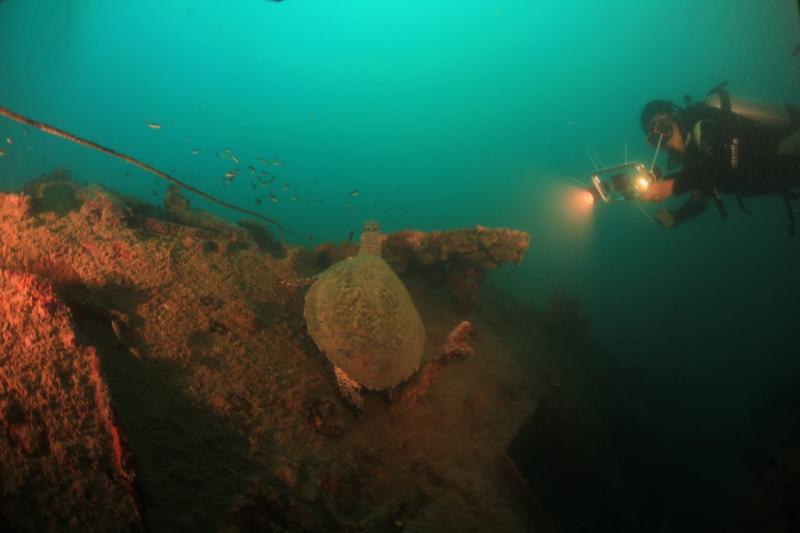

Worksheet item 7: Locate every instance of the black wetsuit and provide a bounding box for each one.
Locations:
[664,105,800,227]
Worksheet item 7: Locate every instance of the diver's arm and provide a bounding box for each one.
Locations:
[670,168,700,196]
[657,191,708,228]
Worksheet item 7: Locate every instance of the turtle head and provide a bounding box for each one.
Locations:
[358,220,382,257]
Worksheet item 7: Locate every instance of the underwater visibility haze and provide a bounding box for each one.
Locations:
[2,0,800,531]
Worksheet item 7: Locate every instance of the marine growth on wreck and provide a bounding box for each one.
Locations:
[0,173,551,531]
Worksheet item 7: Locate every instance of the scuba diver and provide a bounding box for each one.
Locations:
[637,83,800,234]
[796,0,800,55]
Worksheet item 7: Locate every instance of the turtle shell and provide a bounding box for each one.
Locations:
[303,253,425,391]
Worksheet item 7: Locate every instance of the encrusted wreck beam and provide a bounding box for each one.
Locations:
[382,225,530,273]
[383,226,531,310]
[0,270,142,530]
[307,226,531,311]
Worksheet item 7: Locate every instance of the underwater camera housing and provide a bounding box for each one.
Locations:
[590,162,658,203]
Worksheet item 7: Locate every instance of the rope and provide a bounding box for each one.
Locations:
[0,106,285,241]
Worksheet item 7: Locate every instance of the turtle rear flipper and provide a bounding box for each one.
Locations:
[334,366,364,416]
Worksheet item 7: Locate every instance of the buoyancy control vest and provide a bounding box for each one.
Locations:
[680,82,800,235]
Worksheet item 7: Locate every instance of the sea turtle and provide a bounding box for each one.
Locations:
[303,221,425,413]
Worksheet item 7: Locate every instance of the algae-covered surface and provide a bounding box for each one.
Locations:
[0,175,571,531]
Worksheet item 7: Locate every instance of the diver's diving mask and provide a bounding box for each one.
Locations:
[647,118,674,148]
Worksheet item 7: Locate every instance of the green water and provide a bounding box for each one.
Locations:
[2,1,799,530]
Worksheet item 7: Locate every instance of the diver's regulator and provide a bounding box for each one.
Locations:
[589,162,658,203]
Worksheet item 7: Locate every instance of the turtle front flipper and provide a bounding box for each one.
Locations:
[334,366,364,415]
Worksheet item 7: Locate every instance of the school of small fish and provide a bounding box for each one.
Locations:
[0,113,407,245]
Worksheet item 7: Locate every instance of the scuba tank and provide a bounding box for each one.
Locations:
[703,81,795,130]
[700,81,800,236]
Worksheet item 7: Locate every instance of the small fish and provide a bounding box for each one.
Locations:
[231,155,240,164]
[248,165,256,174]
[306,234,316,241]
[271,159,284,167]
[111,319,124,340]
[348,230,355,241]
[269,192,278,203]
[191,148,201,155]
[349,190,359,197]
[225,169,239,178]
[282,182,290,190]
[255,198,262,205]
[290,195,298,201]
[146,122,162,130]
[257,158,270,165]
[0,148,5,157]
[5,137,12,145]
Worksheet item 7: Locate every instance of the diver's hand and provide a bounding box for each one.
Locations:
[639,178,675,202]
[654,209,675,228]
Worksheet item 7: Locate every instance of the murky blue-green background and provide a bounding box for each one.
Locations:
[2,0,799,527]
